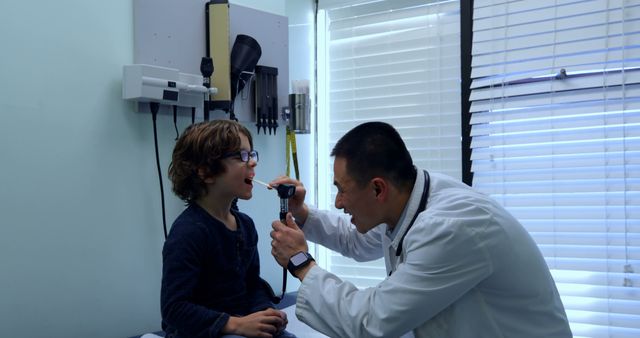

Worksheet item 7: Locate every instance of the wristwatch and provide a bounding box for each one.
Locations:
[287,251,315,275]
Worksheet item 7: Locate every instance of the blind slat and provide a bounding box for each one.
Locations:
[471,84,640,114]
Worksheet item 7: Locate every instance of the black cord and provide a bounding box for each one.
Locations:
[191,107,196,125]
[277,200,292,303]
[150,102,168,239]
[173,105,179,140]
[281,267,287,302]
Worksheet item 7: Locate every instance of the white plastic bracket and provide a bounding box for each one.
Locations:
[123,64,217,112]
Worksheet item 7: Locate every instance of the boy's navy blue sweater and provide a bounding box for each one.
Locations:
[161,203,274,338]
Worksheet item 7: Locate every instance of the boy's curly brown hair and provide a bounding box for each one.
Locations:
[168,120,253,202]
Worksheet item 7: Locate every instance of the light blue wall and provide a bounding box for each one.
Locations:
[233,0,285,15]
[0,1,296,337]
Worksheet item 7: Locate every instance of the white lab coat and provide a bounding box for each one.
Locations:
[295,170,572,338]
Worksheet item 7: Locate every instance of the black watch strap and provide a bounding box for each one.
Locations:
[287,251,314,275]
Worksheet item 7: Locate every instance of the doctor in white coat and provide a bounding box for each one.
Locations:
[270,121,572,338]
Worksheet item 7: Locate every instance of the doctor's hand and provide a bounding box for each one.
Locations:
[271,213,309,269]
[269,176,309,224]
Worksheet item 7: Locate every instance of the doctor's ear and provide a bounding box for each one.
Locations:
[371,178,386,198]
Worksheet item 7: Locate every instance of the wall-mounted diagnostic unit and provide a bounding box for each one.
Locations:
[128,0,288,123]
[123,64,217,110]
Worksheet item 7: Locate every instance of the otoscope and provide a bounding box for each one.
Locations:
[200,57,214,121]
[277,184,296,222]
[253,179,296,303]
[276,184,295,302]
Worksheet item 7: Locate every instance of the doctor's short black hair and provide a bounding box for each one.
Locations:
[168,120,253,202]
[331,121,416,191]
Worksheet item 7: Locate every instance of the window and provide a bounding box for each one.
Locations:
[316,0,461,288]
[469,1,640,336]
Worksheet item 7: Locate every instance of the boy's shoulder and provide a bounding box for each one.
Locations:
[232,209,254,224]
[168,205,212,237]
[231,209,259,241]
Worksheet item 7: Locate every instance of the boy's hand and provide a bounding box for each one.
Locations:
[274,309,288,335]
[224,308,285,338]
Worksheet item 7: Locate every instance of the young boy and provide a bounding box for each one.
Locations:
[161,120,294,338]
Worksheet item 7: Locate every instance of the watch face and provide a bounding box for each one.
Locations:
[290,252,308,266]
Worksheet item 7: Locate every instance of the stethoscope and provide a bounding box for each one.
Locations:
[392,170,430,271]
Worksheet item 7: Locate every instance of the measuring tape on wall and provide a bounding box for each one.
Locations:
[285,126,300,180]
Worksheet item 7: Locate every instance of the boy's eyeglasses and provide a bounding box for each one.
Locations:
[222,150,259,163]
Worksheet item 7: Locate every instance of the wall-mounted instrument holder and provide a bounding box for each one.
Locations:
[254,66,279,135]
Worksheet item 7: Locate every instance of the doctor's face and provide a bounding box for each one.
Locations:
[333,157,380,233]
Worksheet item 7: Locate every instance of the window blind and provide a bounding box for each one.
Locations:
[470,1,640,337]
[316,0,461,288]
